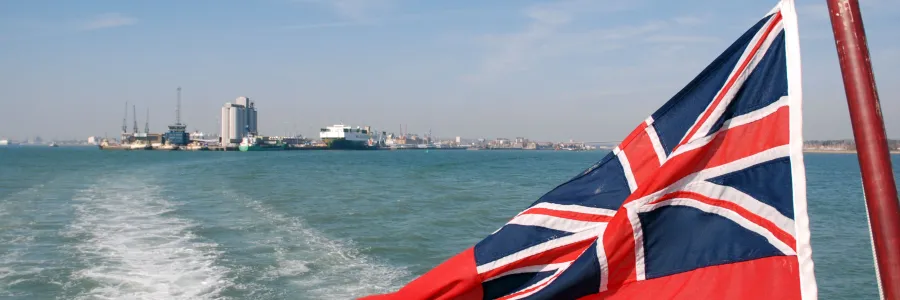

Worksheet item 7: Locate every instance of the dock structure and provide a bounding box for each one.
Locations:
[165,87,189,146]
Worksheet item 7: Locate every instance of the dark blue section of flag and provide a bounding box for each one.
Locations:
[707,157,794,219]
[482,270,556,299]
[639,206,784,279]
[533,152,631,211]
[649,15,772,155]
[475,225,573,266]
[707,32,788,135]
[522,243,602,300]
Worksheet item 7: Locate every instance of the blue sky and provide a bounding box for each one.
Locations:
[1,0,898,142]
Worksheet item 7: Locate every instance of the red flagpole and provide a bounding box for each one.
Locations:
[826,0,900,299]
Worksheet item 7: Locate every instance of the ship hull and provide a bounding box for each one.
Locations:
[98,145,130,150]
[322,138,375,150]
[238,144,286,151]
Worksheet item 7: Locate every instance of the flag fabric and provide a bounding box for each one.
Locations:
[362,0,816,299]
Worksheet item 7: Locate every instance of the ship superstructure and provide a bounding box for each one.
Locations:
[319,124,381,149]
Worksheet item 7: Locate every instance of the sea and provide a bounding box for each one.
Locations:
[0,146,897,300]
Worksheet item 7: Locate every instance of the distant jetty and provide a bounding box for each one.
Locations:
[804,139,900,154]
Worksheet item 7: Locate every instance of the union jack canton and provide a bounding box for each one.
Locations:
[363,0,817,299]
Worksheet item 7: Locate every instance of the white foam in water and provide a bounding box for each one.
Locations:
[67,179,231,300]
[263,247,311,279]
[0,183,52,297]
[0,236,43,297]
[239,196,408,299]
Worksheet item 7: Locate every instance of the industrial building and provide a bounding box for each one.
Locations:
[220,96,258,145]
[165,87,190,146]
[134,133,165,145]
[165,124,188,145]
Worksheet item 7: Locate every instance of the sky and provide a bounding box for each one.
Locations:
[1,0,898,142]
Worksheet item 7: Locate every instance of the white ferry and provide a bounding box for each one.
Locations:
[319,124,379,150]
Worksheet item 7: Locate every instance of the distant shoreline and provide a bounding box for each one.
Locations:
[803,149,900,154]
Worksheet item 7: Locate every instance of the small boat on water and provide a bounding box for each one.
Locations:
[156,143,179,151]
[239,134,286,151]
[49,142,59,147]
[129,141,152,150]
[185,142,209,151]
[97,139,129,150]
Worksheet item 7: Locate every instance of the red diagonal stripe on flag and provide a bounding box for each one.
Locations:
[602,106,790,290]
[619,126,664,188]
[632,106,790,202]
[675,12,783,150]
[650,191,797,251]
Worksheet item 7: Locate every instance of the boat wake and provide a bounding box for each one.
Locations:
[0,180,70,298]
[65,178,231,300]
[225,191,408,299]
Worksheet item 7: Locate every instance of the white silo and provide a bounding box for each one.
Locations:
[236,96,250,107]
[221,105,231,144]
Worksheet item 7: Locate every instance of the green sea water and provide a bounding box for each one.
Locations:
[0,146,896,299]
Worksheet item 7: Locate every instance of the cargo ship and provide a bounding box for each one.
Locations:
[319,124,379,150]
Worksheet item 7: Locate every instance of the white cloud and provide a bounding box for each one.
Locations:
[79,13,137,31]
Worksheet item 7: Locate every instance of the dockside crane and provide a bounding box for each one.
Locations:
[122,102,128,134]
[132,105,138,134]
[177,87,181,125]
[145,108,150,134]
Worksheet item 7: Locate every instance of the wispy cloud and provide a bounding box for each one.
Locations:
[463,1,602,82]
[78,13,137,31]
[643,35,719,43]
[287,0,418,30]
[293,0,396,21]
[284,21,365,30]
[283,8,472,31]
[672,16,706,26]
[463,0,718,83]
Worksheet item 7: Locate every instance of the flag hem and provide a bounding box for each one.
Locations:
[782,0,819,298]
